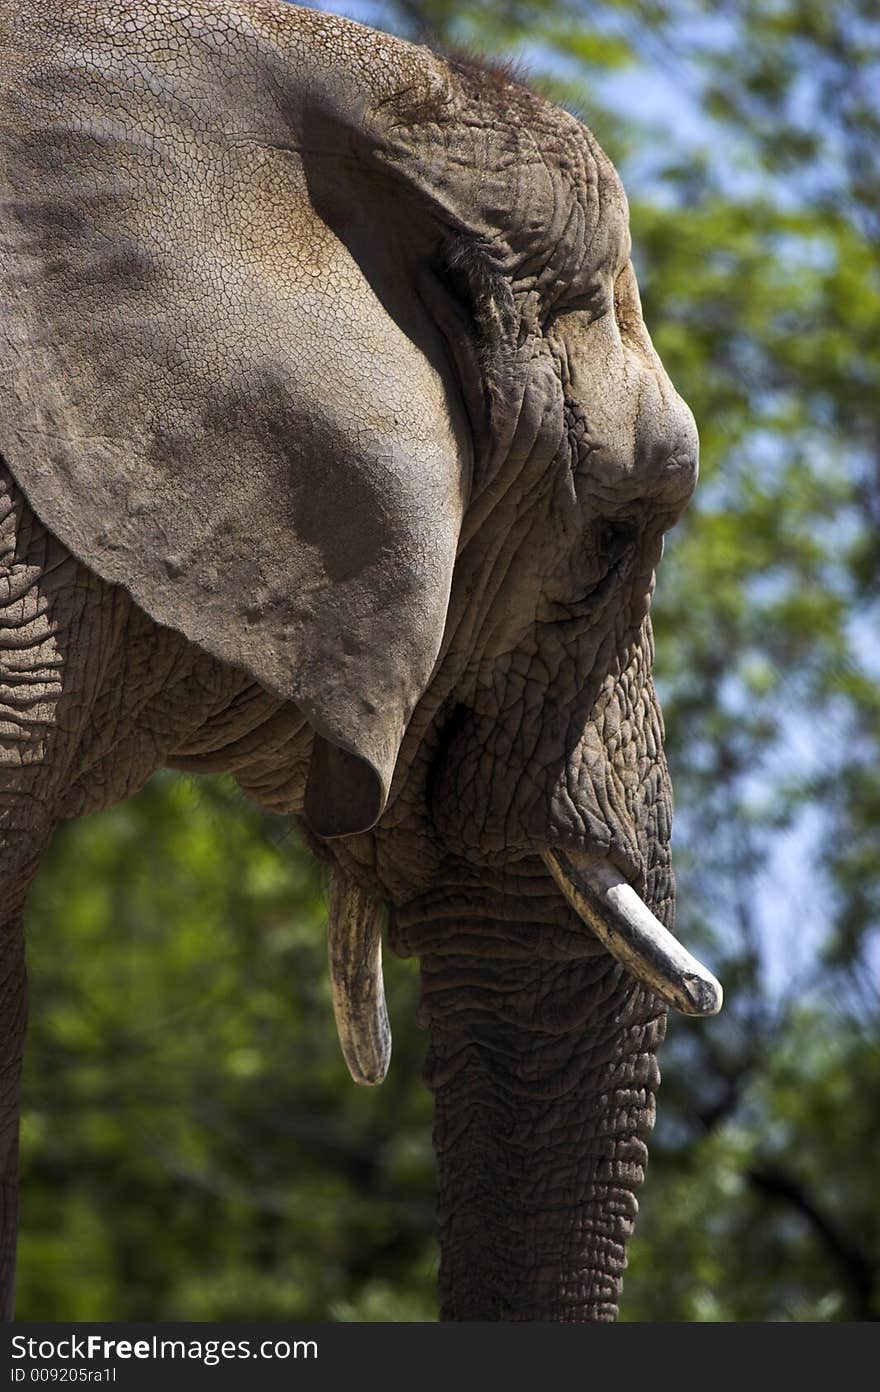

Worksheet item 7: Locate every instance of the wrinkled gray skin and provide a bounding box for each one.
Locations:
[0,0,701,1319]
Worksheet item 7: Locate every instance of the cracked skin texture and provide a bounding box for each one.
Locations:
[0,1,700,1320]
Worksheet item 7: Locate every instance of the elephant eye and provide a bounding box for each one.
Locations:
[539,517,639,624]
[597,518,638,566]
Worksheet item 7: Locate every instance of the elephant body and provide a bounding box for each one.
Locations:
[0,0,716,1320]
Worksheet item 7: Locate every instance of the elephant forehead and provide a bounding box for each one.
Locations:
[505,147,631,302]
[523,115,631,291]
[555,121,631,272]
[403,64,632,296]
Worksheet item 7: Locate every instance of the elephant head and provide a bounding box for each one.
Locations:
[0,0,721,1320]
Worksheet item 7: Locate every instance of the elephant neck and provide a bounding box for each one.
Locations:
[393,904,666,1321]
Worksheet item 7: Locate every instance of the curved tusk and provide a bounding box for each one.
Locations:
[542,848,723,1018]
[328,869,392,1085]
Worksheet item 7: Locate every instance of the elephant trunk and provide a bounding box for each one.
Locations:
[392,896,666,1321]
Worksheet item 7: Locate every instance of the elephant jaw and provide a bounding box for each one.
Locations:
[327,851,722,1087]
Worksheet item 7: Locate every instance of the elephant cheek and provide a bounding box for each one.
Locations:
[430,704,615,862]
[429,704,664,884]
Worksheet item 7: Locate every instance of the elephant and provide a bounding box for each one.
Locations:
[0,0,723,1321]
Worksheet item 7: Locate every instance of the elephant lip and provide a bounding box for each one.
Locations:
[538,824,646,896]
[542,847,723,1018]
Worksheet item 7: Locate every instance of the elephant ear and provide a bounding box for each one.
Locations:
[0,2,466,836]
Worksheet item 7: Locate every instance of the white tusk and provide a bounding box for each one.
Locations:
[328,869,392,1085]
[542,848,723,1017]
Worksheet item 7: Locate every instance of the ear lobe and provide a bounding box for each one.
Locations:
[304,737,386,839]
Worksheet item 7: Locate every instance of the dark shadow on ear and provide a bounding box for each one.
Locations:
[304,736,385,838]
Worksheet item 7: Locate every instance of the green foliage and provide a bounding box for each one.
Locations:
[17,0,879,1320]
[21,776,436,1319]
[625,1012,880,1321]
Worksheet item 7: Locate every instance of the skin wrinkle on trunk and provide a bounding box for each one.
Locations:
[387,636,677,1319]
[394,907,666,1321]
